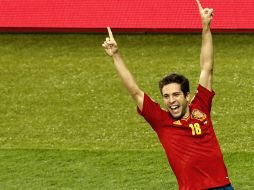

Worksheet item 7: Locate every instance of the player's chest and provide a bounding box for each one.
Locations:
[160,109,211,137]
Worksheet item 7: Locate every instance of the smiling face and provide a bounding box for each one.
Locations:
[162,83,190,119]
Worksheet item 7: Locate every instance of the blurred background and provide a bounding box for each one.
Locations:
[0,0,254,33]
[0,0,253,189]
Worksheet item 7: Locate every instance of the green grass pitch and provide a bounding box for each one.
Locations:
[0,33,253,189]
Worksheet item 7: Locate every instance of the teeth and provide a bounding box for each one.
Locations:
[170,105,179,109]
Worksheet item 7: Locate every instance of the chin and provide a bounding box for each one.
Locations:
[170,113,182,119]
[170,111,184,120]
[173,115,182,119]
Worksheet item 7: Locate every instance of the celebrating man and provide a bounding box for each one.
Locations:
[102,0,233,189]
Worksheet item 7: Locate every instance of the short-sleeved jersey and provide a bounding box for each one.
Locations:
[138,85,230,190]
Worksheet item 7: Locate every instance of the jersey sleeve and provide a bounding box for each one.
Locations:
[137,93,165,130]
[192,84,215,114]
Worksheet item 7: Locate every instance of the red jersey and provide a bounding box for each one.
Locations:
[138,85,230,190]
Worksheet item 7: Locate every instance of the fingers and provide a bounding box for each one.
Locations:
[102,42,112,49]
[107,27,114,40]
[203,8,214,17]
[102,27,117,54]
[208,8,213,15]
[102,42,108,48]
[195,0,203,11]
[106,37,116,45]
[102,37,116,48]
[208,9,214,18]
[106,37,110,43]
[196,0,214,17]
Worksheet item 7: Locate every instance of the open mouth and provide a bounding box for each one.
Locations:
[169,105,180,112]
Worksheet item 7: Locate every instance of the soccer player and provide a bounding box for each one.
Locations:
[102,0,233,189]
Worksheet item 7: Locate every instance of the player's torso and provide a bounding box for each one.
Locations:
[157,105,222,168]
[156,106,229,189]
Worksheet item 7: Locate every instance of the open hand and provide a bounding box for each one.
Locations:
[195,0,214,27]
[102,27,118,56]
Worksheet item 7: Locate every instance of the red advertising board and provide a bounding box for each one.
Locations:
[0,0,253,33]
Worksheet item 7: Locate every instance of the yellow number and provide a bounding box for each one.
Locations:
[189,124,195,135]
[194,123,201,135]
[189,123,202,135]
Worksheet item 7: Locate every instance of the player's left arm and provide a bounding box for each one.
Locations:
[196,0,214,91]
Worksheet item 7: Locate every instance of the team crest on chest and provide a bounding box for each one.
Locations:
[191,109,206,121]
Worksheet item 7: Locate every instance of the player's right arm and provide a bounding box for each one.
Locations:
[102,27,144,111]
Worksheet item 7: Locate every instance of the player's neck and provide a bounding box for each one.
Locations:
[182,106,190,120]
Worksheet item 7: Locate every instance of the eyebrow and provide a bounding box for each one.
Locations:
[163,91,181,96]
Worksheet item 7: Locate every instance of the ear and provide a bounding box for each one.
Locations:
[186,92,191,102]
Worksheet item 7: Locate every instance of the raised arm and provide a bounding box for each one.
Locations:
[196,0,214,91]
[102,27,144,111]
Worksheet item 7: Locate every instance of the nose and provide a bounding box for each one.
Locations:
[169,96,175,104]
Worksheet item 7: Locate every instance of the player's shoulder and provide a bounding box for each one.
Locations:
[191,85,215,101]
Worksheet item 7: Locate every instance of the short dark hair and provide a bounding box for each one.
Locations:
[159,73,190,97]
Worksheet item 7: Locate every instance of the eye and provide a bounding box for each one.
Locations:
[173,93,180,97]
